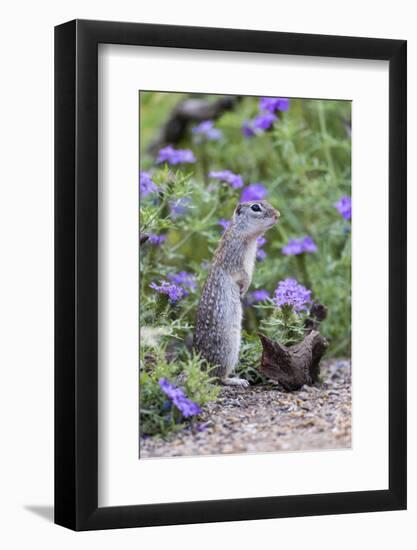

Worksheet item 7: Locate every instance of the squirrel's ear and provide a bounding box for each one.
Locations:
[235,204,243,216]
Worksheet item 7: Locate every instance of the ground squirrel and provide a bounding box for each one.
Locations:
[194,200,279,387]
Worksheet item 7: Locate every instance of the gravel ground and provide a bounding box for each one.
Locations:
[140,359,351,458]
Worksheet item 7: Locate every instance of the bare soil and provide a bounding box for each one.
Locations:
[140,359,351,458]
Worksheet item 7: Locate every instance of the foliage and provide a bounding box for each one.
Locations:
[140,344,219,437]
[259,303,307,346]
[237,301,308,384]
[237,331,265,385]
[139,92,351,435]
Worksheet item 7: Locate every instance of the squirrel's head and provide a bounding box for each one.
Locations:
[232,200,280,238]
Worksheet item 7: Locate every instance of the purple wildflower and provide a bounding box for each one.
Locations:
[140,171,158,197]
[334,196,352,220]
[209,170,244,189]
[192,120,222,141]
[159,378,202,418]
[218,218,231,232]
[169,197,191,218]
[250,289,270,302]
[242,121,255,138]
[274,278,312,312]
[282,239,304,255]
[242,113,277,138]
[301,236,317,253]
[259,97,290,113]
[282,236,317,256]
[245,288,270,307]
[240,183,268,203]
[256,236,267,248]
[156,145,196,165]
[158,378,179,401]
[147,234,166,245]
[256,248,267,261]
[167,271,197,291]
[177,398,202,418]
[253,112,277,130]
[161,400,172,411]
[149,281,186,303]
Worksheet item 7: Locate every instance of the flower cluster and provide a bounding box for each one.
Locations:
[149,281,186,303]
[159,378,202,418]
[157,145,196,165]
[148,234,166,245]
[150,270,196,304]
[167,271,197,292]
[208,169,244,189]
[249,289,270,302]
[192,120,222,141]
[282,235,317,255]
[240,183,268,203]
[334,196,352,220]
[242,97,289,138]
[169,197,191,218]
[259,97,290,113]
[241,122,255,138]
[274,278,312,312]
[242,113,277,137]
[140,171,158,197]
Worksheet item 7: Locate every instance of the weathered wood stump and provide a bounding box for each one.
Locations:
[258,303,329,391]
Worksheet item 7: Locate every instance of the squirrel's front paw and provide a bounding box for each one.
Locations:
[222,377,250,388]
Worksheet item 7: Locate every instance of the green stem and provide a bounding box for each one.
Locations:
[295,253,312,289]
[170,201,219,253]
[199,142,209,186]
[317,101,336,180]
[178,301,196,322]
[140,197,167,233]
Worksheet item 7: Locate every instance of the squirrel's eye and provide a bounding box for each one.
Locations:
[251,204,262,212]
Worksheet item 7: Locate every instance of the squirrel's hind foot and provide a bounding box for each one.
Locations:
[221,377,249,388]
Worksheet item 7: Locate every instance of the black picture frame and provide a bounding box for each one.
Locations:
[55,19,407,531]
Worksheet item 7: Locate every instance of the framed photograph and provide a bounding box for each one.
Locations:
[55,19,407,531]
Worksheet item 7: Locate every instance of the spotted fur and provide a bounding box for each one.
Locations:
[194,200,279,382]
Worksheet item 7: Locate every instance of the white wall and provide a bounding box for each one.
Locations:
[0,1,415,548]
